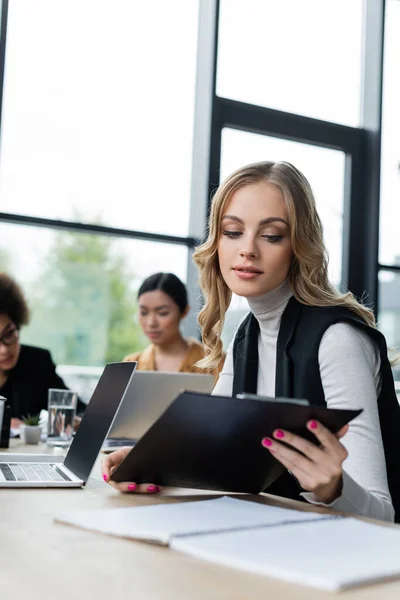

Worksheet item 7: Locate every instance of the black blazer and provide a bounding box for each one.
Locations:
[1,344,85,419]
[232,297,400,523]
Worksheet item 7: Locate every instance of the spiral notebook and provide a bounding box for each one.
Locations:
[55,496,400,591]
[55,496,324,544]
[170,513,400,592]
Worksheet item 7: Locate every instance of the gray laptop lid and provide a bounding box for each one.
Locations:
[108,371,214,441]
[63,361,136,482]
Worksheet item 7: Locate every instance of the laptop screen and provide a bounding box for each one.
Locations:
[63,362,136,482]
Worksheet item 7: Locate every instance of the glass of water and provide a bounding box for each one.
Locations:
[47,389,77,446]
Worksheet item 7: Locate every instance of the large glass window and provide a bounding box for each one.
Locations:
[378,271,400,349]
[0,0,199,236]
[0,223,188,367]
[217,0,364,126]
[378,271,400,381]
[220,128,345,287]
[380,0,400,267]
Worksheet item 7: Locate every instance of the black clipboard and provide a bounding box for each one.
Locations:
[111,391,362,493]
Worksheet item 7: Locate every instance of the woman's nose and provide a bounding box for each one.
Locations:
[240,247,257,259]
[148,314,158,327]
[239,235,258,259]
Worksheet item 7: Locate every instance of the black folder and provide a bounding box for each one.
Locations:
[111,391,362,493]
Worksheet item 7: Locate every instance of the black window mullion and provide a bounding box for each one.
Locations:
[358,0,386,315]
[208,0,385,313]
[379,265,400,274]
[0,0,9,142]
[214,97,363,152]
[0,212,196,248]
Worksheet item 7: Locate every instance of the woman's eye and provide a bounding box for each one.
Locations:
[265,235,283,243]
[222,230,242,238]
[158,312,170,317]
[262,235,284,243]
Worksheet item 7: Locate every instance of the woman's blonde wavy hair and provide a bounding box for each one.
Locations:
[193,161,376,371]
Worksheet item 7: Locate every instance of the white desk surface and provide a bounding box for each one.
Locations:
[1,439,399,600]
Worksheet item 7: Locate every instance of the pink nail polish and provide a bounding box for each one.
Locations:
[275,429,284,438]
[103,474,108,482]
[148,485,161,493]
[128,483,137,491]
[310,420,317,429]
[262,437,272,447]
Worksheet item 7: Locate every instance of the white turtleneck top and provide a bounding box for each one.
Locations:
[213,280,394,522]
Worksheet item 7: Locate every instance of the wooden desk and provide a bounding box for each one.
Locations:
[1,440,399,599]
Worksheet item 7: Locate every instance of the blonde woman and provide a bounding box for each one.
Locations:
[192,161,399,522]
[102,162,399,523]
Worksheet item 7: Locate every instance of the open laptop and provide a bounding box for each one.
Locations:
[104,371,214,449]
[0,361,136,488]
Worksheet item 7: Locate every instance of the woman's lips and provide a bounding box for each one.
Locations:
[232,266,263,280]
[147,331,162,339]
[0,357,14,368]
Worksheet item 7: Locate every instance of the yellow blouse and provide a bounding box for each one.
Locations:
[124,337,224,378]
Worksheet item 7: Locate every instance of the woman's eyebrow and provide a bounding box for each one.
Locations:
[0,322,14,336]
[221,215,288,226]
[139,304,171,310]
[221,215,244,224]
[259,217,288,226]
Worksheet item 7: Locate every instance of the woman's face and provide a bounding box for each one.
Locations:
[0,313,21,372]
[138,290,185,346]
[217,181,293,298]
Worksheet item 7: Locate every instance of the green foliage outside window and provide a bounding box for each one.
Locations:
[0,229,147,366]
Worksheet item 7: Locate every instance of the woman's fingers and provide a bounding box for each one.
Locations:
[132,483,161,494]
[265,421,348,468]
[270,428,323,464]
[101,447,132,482]
[261,445,317,491]
[101,455,115,481]
[261,421,349,503]
[262,436,314,475]
[101,447,161,493]
[335,424,349,439]
[261,436,342,497]
[306,420,348,460]
[106,480,161,494]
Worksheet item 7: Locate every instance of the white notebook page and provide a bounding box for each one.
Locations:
[171,517,400,591]
[55,495,326,545]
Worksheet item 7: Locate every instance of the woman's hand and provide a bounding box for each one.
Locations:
[101,447,161,494]
[261,420,349,504]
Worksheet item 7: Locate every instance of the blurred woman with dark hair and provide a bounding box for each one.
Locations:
[124,272,224,375]
[0,273,83,428]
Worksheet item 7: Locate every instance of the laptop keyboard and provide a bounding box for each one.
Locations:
[104,438,137,448]
[0,462,71,482]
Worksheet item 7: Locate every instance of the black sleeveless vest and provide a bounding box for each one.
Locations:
[232,296,400,523]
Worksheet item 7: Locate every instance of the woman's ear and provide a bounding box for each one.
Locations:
[181,305,190,319]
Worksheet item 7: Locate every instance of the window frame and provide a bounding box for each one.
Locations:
[0,0,200,335]
[202,0,386,311]
[0,0,389,330]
